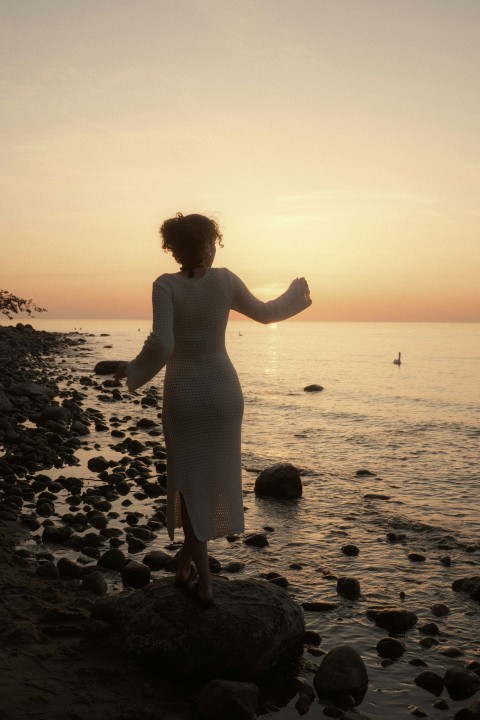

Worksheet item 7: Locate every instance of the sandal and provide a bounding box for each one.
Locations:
[174,564,197,588]
[187,580,214,608]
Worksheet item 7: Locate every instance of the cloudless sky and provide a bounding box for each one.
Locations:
[1,0,479,320]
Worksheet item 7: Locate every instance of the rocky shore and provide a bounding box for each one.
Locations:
[1,323,480,720]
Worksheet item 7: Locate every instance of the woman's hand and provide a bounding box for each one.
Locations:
[289,277,311,303]
[114,362,128,384]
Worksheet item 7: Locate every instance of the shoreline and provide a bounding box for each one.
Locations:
[0,323,192,719]
[1,323,480,720]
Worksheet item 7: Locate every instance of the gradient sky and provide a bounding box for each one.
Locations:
[1,0,479,321]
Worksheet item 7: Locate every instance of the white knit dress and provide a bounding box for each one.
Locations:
[126,267,311,542]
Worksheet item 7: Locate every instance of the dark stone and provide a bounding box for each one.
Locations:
[431,603,450,617]
[89,577,305,682]
[341,544,359,557]
[408,552,426,562]
[414,670,444,696]
[302,601,339,612]
[366,607,418,634]
[98,548,127,572]
[82,570,108,595]
[142,549,174,571]
[244,533,269,548]
[94,361,124,375]
[57,557,83,578]
[337,577,361,599]
[254,463,302,499]
[444,668,480,700]
[355,469,376,477]
[42,525,74,544]
[376,638,405,659]
[303,384,324,392]
[452,577,480,602]
[87,456,110,473]
[196,679,259,720]
[122,560,151,588]
[313,645,368,705]
[418,622,440,635]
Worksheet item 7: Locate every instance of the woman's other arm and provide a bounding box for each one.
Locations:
[124,280,174,391]
[229,271,312,324]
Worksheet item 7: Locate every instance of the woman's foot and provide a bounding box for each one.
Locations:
[174,564,197,587]
[174,548,196,587]
[188,580,214,608]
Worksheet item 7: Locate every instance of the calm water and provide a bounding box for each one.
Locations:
[29,318,480,718]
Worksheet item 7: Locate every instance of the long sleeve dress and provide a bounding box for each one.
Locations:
[126,267,311,542]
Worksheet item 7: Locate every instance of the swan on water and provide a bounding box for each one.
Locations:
[393,352,401,365]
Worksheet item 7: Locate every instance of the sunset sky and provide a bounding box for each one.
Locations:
[2,0,479,321]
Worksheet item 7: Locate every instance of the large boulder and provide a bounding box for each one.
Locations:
[254,463,302,500]
[89,577,305,682]
[313,645,368,705]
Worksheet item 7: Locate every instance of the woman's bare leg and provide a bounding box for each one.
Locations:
[180,493,213,602]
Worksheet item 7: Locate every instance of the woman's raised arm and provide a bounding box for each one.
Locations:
[228,271,311,324]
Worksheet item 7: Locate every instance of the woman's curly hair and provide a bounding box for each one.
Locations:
[160,213,223,269]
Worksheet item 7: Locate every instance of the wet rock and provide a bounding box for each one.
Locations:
[431,603,450,617]
[223,561,245,574]
[408,552,426,562]
[57,557,83,579]
[454,698,480,719]
[440,646,464,658]
[387,532,407,542]
[376,638,406,659]
[452,577,480,602]
[196,679,259,720]
[90,577,305,681]
[355,469,376,477]
[414,670,444,695]
[122,560,151,588]
[337,577,361,599]
[341,544,359,557]
[254,463,302,499]
[94,360,124,375]
[98,548,127,572]
[295,686,315,715]
[302,601,339,612]
[418,622,440,635]
[82,570,108,595]
[71,420,90,435]
[366,607,418,634]
[408,706,427,718]
[42,525,74,544]
[244,533,269,547]
[142,549,174,571]
[127,537,147,554]
[441,555,452,566]
[443,668,480,700]
[313,645,368,705]
[303,384,323,392]
[87,456,110,473]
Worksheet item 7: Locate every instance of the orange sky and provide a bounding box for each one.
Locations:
[1,1,479,321]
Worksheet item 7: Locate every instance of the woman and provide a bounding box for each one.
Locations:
[116,213,311,606]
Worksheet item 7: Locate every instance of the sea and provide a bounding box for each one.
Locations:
[27,319,480,718]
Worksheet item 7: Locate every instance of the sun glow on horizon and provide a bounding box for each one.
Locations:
[1,1,479,322]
